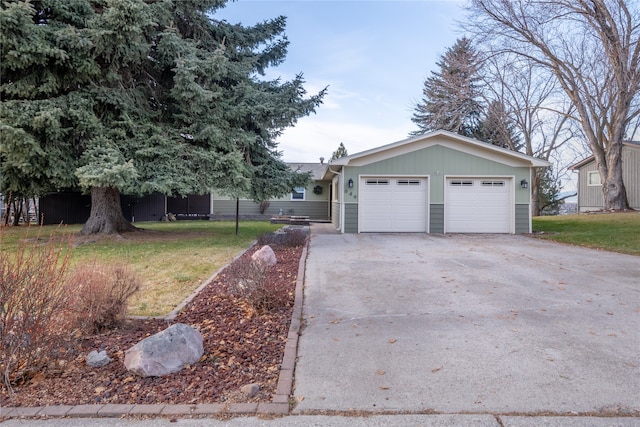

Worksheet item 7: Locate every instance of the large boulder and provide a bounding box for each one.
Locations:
[251,245,277,267]
[124,323,203,377]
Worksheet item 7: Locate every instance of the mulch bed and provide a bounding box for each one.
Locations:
[1,243,304,407]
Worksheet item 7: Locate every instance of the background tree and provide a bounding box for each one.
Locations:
[411,37,484,138]
[330,142,349,160]
[467,0,640,210]
[476,99,522,151]
[481,54,578,215]
[0,0,325,234]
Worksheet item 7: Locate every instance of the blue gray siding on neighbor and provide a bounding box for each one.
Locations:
[344,204,358,233]
[212,200,329,219]
[515,204,530,233]
[430,204,444,233]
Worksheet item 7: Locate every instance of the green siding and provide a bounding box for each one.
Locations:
[342,145,531,205]
[344,203,358,233]
[212,200,329,219]
[210,179,331,219]
[430,204,444,233]
[515,204,530,233]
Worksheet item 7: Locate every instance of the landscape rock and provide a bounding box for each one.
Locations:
[251,245,277,266]
[86,350,111,368]
[124,323,203,377]
[240,383,260,398]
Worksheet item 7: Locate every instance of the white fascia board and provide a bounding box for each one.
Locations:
[333,130,550,168]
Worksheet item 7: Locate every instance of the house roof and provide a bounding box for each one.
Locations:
[327,130,550,172]
[287,162,328,180]
[568,141,640,171]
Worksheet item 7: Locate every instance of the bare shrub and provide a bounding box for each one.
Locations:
[258,201,270,214]
[0,229,74,389]
[67,262,141,334]
[257,228,308,248]
[232,259,288,313]
[281,229,307,247]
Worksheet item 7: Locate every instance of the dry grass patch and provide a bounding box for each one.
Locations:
[0,221,282,317]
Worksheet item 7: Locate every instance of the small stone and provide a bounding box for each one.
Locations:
[251,245,277,266]
[240,383,260,398]
[86,350,111,368]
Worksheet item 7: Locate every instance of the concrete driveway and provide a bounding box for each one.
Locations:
[293,228,640,415]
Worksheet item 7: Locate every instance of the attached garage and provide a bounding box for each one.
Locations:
[325,130,549,234]
[359,177,427,232]
[445,178,511,233]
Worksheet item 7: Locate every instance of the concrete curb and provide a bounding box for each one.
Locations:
[1,233,310,420]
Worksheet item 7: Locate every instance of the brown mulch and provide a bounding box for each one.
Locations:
[1,243,304,407]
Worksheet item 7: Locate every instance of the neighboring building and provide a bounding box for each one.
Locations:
[568,142,640,212]
[325,130,549,234]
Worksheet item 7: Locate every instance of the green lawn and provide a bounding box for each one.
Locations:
[532,212,640,256]
[0,221,282,316]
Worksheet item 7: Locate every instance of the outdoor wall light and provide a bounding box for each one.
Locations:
[348,178,354,188]
[520,179,529,189]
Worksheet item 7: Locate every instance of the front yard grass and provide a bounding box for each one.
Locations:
[0,221,282,316]
[532,212,640,256]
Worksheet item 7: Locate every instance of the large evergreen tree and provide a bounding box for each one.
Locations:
[0,0,324,234]
[411,37,484,138]
[476,100,522,151]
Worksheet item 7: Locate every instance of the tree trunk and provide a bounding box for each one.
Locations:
[600,154,630,211]
[80,186,138,235]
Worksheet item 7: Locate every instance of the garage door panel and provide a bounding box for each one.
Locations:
[446,178,511,233]
[360,177,427,233]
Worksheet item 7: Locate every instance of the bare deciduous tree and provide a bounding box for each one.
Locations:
[482,54,578,215]
[467,0,640,210]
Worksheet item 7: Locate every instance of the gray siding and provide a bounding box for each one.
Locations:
[625,146,640,208]
[576,162,604,211]
[576,145,640,211]
[515,204,530,233]
[212,200,329,219]
[344,203,358,233]
[430,204,444,233]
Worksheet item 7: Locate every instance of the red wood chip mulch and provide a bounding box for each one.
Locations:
[1,243,303,407]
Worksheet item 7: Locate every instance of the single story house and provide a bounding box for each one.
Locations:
[209,163,331,220]
[568,142,640,212]
[39,163,332,225]
[39,130,549,233]
[325,130,549,234]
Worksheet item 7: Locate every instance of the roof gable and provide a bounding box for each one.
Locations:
[329,130,549,168]
[569,141,640,170]
[287,162,328,180]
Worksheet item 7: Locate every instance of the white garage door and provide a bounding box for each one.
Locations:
[445,178,511,233]
[359,177,427,232]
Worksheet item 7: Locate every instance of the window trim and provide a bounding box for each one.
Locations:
[587,171,602,186]
[291,186,306,201]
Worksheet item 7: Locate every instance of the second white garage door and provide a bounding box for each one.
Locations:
[445,178,511,233]
[359,177,427,232]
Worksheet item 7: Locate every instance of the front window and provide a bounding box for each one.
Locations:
[291,187,305,200]
[588,171,602,186]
